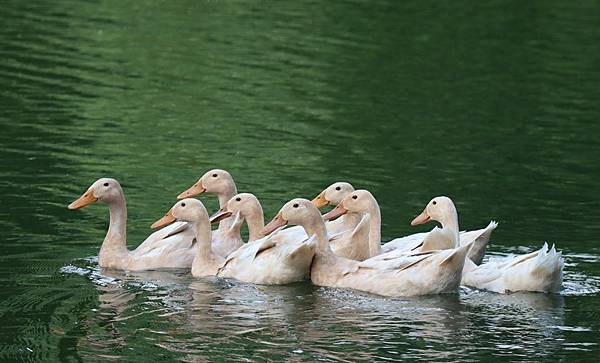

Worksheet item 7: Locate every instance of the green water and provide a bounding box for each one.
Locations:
[1,0,600,361]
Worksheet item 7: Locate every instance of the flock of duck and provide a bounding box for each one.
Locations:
[68,169,564,297]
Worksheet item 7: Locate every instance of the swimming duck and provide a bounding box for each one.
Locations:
[411,197,564,293]
[176,169,242,257]
[151,198,231,277]
[210,193,316,285]
[381,197,497,264]
[263,195,470,297]
[382,198,497,264]
[68,178,196,271]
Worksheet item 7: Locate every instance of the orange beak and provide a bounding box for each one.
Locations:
[261,212,288,236]
[151,209,176,229]
[311,191,329,208]
[410,208,431,226]
[209,208,233,224]
[177,180,206,200]
[68,190,98,210]
[322,203,348,221]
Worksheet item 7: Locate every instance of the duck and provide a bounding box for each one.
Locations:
[263,194,470,297]
[311,182,371,260]
[382,199,497,264]
[411,196,564,293]
[151,198,231,277]
[211,193,317,285]
[68,178,196,271]
[176,169,243,257]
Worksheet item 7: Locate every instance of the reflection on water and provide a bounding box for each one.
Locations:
[2,0,600,361]
[53,254,593,361]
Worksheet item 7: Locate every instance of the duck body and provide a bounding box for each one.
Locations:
[69,178,196,271]
[118,222,196,271]
[328,213,371,261]
[462,243,564,293]
[217,233,316,284]
[209,222,244,258]
[381,221,498,265]
[312,244,470,297]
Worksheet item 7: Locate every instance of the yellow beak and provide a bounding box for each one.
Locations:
[322,203,348,221]
[151,209,176,229]
[311,191,329,208]
[410,208,431,226]
[68,190,98,210]
[261,212,288,236]
[177,180,206,200]
[209,208,233,224]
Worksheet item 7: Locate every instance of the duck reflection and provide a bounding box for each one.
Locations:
[78,267,191,359]
[298,289,466,361]
[459,289,566,359]
[74,263,569,362]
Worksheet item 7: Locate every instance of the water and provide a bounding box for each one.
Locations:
[1,0,600,361]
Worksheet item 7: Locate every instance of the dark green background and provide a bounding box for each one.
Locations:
[1,1,599,361]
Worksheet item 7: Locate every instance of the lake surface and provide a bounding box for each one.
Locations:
[1,0,600,361]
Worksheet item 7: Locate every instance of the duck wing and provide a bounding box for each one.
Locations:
[133,222,194,256]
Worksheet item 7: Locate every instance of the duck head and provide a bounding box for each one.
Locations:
[321,190,376,220]
[177,169,236,199]
[68,178,123,209]
[311,182,355,208]
[222,193,262,219]
[261,198,322,236]
[411,196,457,226]
[151,198,231,229]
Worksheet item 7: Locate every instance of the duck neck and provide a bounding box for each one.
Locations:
[367,203,382,257]
[223,212,245,239]
[192,219,216,262]
[101,194,128,254]
[304,216,334,259]
[245,208,265,242]
[341,212,361,230]
[440,211,460,247]
[216,184,237,231]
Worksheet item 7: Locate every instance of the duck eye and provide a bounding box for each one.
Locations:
[352,195,358,199]
[212,173,218,178]
[181,202,186,207]
[103,182,109,187]
[293,203,299,208]
[432,201,437,205]
[335,186,341,191]
[236,197,241,202]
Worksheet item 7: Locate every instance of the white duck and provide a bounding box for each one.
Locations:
[411,196,564,293]
[176,169,242,257]
[68,178,196,271]
[382,197,497,264]
[211,193,316,285]
[263,195,471,297]
[311,182,371,260]
[151,198,231,277]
